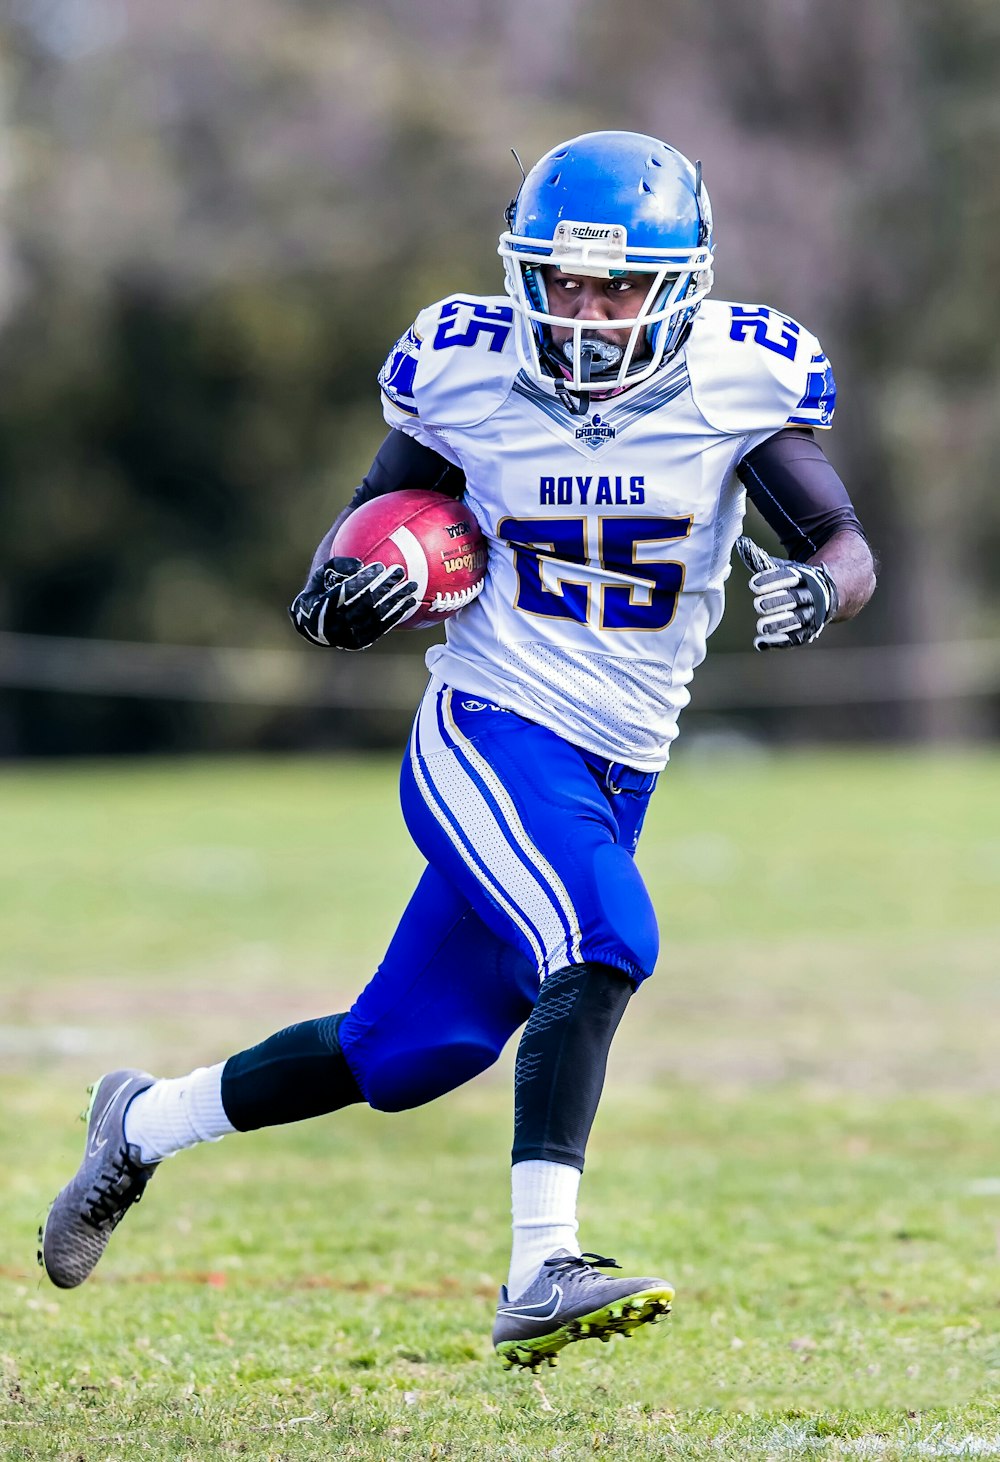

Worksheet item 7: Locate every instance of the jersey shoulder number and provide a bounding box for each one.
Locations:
[379,293,520,433]
[686,298,836,435]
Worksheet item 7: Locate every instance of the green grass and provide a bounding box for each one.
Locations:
[2,750,1000,1459]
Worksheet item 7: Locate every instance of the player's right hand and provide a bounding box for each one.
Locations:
[288,556,417,651]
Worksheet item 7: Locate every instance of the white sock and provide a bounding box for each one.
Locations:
[507,1159,581,1299]
[123,1063,235,1163]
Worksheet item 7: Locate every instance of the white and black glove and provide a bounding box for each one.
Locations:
[736,536,839,652]
[289,556,417,651]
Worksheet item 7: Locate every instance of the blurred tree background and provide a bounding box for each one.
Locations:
[1,0,998,756]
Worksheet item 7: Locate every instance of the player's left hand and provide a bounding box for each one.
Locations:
[735,536,839,652]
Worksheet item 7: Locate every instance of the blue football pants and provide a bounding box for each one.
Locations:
[337,681,660,1112]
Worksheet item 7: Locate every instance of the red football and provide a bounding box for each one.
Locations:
[332,489,487,631]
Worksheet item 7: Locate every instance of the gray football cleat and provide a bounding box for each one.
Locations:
[493,1249,674,1370]
[39,1069,159,1289]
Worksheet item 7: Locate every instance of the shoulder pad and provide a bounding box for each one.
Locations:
[378,293,520,430]
[686,300,836,434]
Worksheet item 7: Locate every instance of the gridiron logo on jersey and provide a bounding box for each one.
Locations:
[574,414,616,451]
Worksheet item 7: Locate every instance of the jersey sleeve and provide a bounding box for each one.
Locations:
[686,300,837,437]
[785,344,837,430]
[378,324,422,421]
[377,294,520,439]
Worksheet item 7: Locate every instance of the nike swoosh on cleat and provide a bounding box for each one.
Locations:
[87,1079,131,1157]
[498,1284,564,1323]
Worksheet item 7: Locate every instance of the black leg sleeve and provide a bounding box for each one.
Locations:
[511,962,633,1172]
[220,1013,363,1132]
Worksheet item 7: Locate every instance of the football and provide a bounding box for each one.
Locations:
[332,489,487,631]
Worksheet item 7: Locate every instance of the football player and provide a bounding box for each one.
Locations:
[40,132,875,1370]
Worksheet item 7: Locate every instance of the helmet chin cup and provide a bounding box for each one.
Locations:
[498,130,715,396]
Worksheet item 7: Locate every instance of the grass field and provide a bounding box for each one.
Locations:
[2,749,999,1460]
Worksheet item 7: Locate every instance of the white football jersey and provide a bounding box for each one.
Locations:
[378,294,836,771]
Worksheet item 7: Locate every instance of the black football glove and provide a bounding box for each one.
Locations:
[289,556,417,651]
[736,535,839,652]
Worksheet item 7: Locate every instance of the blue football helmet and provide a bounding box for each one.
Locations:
[498,131,714,399]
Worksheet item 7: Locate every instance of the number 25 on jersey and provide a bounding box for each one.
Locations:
[498,515,693,632]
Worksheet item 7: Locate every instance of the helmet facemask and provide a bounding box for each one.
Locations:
[499,222,713,399]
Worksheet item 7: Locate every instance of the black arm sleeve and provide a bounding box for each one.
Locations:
[347,429,466,511]
[303,430,468,583]
[736,428,867,562]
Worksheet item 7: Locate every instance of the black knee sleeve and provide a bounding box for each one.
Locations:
[511,961,633,1172]
[221,1013,363,1132]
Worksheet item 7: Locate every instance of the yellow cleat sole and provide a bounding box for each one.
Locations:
[495,1285,674,1371]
